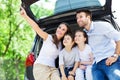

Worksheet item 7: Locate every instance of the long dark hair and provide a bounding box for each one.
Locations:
[52,22,71,48]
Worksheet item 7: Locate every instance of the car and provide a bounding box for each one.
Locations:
[21,0,120,80]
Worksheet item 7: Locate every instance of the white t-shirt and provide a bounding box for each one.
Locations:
[59,47,79,68]
[76,44,92,62]
[34,35,60,67]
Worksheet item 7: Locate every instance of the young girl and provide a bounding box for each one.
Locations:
[74,30,94,80]
[20,7,71,80]
[59,33,79,80]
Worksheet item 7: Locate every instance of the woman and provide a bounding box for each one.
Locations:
[20,7,71,80]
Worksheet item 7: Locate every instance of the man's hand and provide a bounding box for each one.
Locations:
[106,56,118,66]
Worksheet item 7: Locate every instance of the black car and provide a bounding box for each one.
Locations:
[22,0,120,80]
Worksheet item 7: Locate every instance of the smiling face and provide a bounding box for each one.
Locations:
[55,23,68,40]
[74,31,86,45]
[76,12,90,28]
[76,10,92,30]
[63,34,74,47]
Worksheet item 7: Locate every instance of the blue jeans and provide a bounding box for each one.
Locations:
[92,57,120,80]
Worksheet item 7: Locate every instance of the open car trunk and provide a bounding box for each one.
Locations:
[21,0,113,28]
[22,0,120,80]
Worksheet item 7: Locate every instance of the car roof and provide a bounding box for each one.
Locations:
[21,0,112,29]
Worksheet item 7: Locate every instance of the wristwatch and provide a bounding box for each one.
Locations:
[112,54,119,58]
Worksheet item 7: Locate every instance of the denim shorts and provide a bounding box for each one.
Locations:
[60,67,74,77]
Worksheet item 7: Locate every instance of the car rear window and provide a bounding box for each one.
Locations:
[54,0,105,14]
[30,0,105,19]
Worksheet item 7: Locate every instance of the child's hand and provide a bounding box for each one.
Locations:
[69,71,75,76]
[61,76,68,80]
[68,75,74,80]
[79,64,86,70]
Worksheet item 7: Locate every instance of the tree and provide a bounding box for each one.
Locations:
[0,0,53,79]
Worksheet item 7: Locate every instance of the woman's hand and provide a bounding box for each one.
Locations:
[20,7,27,18]
[19,6,48,40]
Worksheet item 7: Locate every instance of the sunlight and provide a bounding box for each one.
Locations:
[114,69,120,77]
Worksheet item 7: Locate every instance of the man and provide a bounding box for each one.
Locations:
[76,9,120,80]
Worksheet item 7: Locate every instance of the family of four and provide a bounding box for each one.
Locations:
[20,7,120,80]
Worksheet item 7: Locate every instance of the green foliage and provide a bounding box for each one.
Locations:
[30,2,54,19]
[0,0,53,80]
